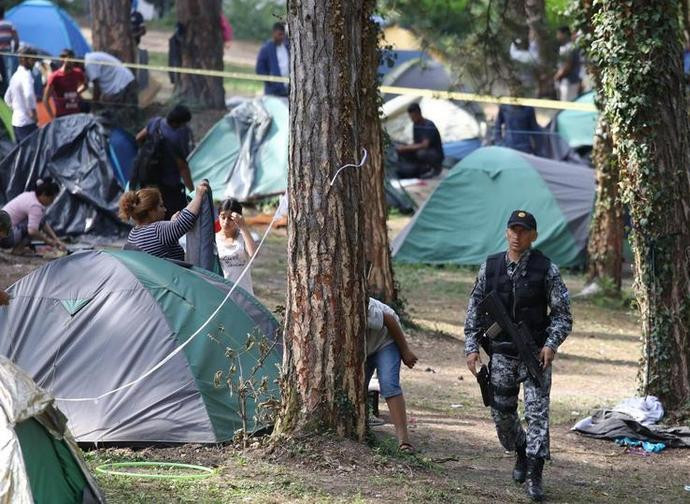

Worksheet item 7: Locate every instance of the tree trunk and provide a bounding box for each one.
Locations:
[593,0,690,410]
[586,118,624,290]
[273,0,368,440]
[174,0,225,109]
[524,0,556,98]
[90,0,135,63]
[360,14,397,305]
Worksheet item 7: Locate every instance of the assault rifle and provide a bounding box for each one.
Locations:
[478,291,544,388]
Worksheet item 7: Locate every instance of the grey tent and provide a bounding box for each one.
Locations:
[0,250,281,444]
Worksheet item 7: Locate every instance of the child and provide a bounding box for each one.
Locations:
[215,199,257,294]
[366,297,418,452]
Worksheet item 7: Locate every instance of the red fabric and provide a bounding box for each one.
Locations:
[47,67,85,117]
[214,218,221,233]
[220,13,233,43]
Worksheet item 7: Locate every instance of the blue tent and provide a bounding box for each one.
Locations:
[107,127,137,188]
[7,0,91,57]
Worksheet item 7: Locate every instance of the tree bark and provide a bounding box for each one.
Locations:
[593,0,690,410]
[524,0,556,98]
[273,0,368,440]
[90,0,135,63]
[586,118,623,290]
[579,0,624,291]
[174,0,225,109]
[360,13,397,305]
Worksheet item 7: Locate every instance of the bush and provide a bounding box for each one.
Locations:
[223,0,285,42]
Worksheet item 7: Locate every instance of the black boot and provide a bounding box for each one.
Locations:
[525,456,545,502]
[512,444,528,483]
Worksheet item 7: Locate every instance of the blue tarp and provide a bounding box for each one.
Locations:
[107,127,137,188]
[7,0,91,57]
[443,138,481,161]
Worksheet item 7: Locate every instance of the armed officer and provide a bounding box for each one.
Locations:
[464,210,572,502]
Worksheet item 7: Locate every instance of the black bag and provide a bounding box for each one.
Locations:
[130,118,166,188]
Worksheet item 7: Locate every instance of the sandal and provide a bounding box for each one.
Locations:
[399,442,415,454]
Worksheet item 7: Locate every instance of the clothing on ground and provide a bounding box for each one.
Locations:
[4,65,35,127]
[216,232,253,294]
[611,396,664,426]
[491,352,552,458]
[365,342,403,399]
[126,208,196,261]
[84,52,135,96]
[464,249,572,356]
[46,67,85,117]
[367,297,397,356]
[614,437,666,453]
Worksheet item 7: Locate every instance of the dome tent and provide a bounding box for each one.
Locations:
[392,146,595,268]
[552,91,597,151]
[7,0,91,57]
[0,250,281,444]
[0,355,104,503]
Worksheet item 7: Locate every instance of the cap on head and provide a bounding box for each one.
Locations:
[507,210,537,231]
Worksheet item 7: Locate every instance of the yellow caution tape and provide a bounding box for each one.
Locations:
[11,51,597,112]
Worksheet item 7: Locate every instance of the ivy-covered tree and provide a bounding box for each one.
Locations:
[591,0,690,410]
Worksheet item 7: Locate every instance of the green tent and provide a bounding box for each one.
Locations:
[0,98,14,142]
[554,91,597,150]
[188,96,288,201]
[0,249,281,444]
[392,146,595,267]
[0,356,104,503]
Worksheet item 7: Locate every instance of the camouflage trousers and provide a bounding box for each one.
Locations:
[490,352,552,459]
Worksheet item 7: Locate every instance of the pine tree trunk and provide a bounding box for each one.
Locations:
[174,0,225,109]
[273,0,368,440]
[593,1,690,410]
[586,119,623,290]
[90,0,135,63]
[524,0,556,98]
[579,0,624,291]
[360,12,397,305]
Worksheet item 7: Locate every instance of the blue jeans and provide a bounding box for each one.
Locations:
[13,123,37,143]
[366,342,402,398]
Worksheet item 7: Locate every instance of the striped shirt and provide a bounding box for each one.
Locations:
[126,209,196,261]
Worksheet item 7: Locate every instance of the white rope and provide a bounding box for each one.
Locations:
[56,195,287,403]
[329,148,368,186]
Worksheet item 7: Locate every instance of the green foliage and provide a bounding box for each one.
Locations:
[223,0,285,42]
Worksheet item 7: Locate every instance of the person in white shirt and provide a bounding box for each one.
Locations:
[215,198,257,295]
[84,51,137,127]
[4,47,37,143]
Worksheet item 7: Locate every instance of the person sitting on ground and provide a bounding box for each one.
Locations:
[43,49,85,119]
[395,103,444,179]
[119,181,209,261]
[0,177,66,254]
[215,198,257,294]
[366,297,418,453]
[134,104,194,219]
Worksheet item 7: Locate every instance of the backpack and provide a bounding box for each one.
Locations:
[130,118,166,188]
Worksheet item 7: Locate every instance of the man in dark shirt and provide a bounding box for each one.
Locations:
[395,103,444,178]
[493,104,542,155]
[135,104,194,219]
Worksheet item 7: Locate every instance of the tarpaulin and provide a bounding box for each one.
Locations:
[185,184,222,274]
[0,113,130,238]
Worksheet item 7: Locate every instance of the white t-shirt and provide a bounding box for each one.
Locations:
[367,298,397,357]
[84,52,135,96]
[4,65,35,127]
[216,233,253,295]
[276,44,289,77]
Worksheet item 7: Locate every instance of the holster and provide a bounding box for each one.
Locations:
[476,364,493,407]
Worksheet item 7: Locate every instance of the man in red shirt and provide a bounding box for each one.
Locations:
[43,49,85,119]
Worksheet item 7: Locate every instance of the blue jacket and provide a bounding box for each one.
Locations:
[255,40,289,96]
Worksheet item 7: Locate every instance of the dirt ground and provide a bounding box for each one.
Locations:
[2,214,688,503]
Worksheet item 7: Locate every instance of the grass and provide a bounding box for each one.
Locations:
[147,51,263,96]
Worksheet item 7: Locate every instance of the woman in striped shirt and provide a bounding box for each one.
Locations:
[119,181,209,261]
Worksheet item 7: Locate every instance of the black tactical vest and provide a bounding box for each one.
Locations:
[485,249,550,352]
